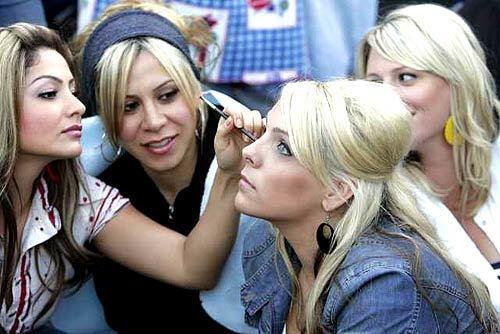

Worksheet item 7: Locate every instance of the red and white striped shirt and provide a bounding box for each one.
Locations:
[1,173,129,333]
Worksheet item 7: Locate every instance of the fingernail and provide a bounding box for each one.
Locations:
[225,118,232,128]
[236,118,243,128]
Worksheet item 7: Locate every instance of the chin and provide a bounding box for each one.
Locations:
[54,147,82,159]
[235,192,256,217]
[144,158,178,174]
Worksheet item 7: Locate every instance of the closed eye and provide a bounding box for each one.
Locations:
[365,76,383,84]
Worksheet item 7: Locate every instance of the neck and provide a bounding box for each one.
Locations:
[418,138,459,191]
[272,213,323,278]
[417,138,461,211]
[143,140,198,204]
[276,213,323,334]
[2,154,50,237]
[11,154,49,212]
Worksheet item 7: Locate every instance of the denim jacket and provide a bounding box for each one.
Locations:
[241,218,491,333]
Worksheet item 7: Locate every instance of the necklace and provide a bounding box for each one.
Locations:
[168,205,175,221]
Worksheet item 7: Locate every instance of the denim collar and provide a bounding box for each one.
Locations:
[241,238,300,330]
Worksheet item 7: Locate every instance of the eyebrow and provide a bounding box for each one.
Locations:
[126,79,174,98]
[153,80,175,94]
[272,127,288,136]
[366,66,407,77]
[30,75,74,86]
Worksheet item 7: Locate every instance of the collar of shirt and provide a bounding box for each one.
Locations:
[413,139,500,311]
[475,138,500,234]
[21,178,61,254]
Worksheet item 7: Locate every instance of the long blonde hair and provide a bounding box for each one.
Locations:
[0,23,93,324]
[73,0,214,148]
[274,80,497,333]
[356,4,500,217]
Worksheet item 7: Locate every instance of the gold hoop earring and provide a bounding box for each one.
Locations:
[443,116,463,145]
[100,132,122,163]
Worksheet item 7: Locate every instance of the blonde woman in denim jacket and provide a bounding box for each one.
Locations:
[236,80,498,333]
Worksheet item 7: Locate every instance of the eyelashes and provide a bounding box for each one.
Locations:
[38,91,57,99]
[276,140,292,156]
[124,89,179,112]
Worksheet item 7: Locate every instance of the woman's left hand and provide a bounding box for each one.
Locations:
[215,107,264,175]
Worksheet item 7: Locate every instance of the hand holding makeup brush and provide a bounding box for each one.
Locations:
[208,91,265,174]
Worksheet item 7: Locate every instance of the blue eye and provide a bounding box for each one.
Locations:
[277,141,292,156]
[399,73,416,83]
[124,101,139,112]
[39,91,57,99]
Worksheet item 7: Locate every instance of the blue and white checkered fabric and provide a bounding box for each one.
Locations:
[93,0,307,84]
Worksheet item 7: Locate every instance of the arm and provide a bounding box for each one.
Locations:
[93,107,263,290]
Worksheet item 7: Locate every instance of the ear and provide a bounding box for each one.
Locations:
[321,181,353,212]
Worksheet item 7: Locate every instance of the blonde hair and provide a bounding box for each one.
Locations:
[0,23,93,324]
[73,0,214,147]
[274,80,497,333]
[356,4,500,216]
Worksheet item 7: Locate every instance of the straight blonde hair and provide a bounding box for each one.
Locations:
[274,80,497,333]
[356,4,500,217]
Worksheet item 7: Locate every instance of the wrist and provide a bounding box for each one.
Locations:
[214,168,240,192]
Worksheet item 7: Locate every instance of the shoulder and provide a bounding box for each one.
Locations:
[332,230,414,296]
[78,171,123,204]
[322,224,473,332]
[74,170,129,242]
[323,260,420,333]
[342,224,468,294]
[98,153,139,187]
[321,227,420,331]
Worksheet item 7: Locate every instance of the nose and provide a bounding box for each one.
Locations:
[69,92,85,117]
[379,79,404,97]
[142,102,167,131]
[389,84,407,103]
[242,140,260,168]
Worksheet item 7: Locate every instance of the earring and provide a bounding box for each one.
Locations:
[100,132,122,163]
[316,213,337,254]
[443,116,463,145]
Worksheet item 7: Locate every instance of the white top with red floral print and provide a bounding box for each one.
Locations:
[0,172,129,333]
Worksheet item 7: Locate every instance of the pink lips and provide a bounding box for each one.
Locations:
[62,124,82,138]
[240,173,255,190]
[143,136,176,155]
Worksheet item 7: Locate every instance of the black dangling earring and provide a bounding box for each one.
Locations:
[316,213,337,254]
